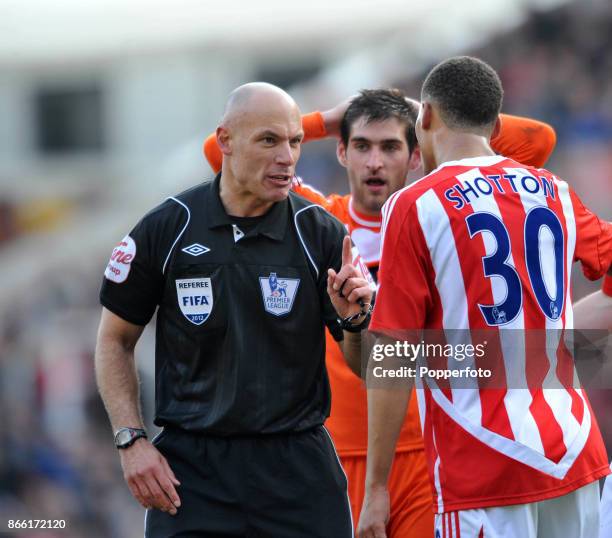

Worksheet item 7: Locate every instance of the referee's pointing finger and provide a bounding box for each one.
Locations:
[341,234,352,266]
[332,236,358,292]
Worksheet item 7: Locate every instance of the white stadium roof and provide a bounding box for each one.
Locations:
[1,0,571,65]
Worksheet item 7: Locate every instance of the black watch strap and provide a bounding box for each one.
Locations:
[340,310,372,332]
[340,300,373,333]
[114,427,147,449]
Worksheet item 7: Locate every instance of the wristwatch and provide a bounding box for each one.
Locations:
[114,427,147,449]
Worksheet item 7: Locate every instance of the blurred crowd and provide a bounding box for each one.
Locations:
[496,3,612,146]
[1,2,611,536]
[0,266,148,537]
[395,1,612,148]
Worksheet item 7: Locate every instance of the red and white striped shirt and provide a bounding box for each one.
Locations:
[371,155,612,512]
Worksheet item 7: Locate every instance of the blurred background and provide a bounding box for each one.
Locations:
[0,0,610,535]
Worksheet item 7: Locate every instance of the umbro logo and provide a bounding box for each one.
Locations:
[182,243,210,256]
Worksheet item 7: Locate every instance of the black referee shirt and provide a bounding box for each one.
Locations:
[100,175,347,435]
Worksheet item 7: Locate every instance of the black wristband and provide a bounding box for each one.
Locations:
[340,310,372,332]
[340,301,373,332]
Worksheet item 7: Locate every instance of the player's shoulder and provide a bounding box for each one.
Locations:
[171,179,213,210]
[292,179,349,218]
[382,166,454,218]
[392,154,563,209]
[321,192,350,222]
[493,157,571,195]
[289,190,344,226]
[137,180,211,235]
[383,157,504,222]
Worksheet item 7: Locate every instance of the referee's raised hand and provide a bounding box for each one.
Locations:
[327,235,372,321]
[119,438,181,515]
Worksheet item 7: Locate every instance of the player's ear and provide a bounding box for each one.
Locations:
[408,145,421,171]
[216,125,232,155]
[490,116,502,140]
[420,102,433,131]
[336,140,348,168]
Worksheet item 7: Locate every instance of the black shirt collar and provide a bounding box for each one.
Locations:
[207,173,288,241]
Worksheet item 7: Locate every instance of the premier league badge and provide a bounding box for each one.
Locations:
[176,278,214,325]
[259,272,300,316]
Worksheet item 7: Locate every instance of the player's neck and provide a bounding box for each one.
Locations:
[349,196,382,222]
[433,130,495,168]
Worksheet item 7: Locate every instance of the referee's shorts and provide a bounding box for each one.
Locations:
[145,425,353,537]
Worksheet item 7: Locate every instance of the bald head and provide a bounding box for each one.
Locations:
[221,82,300,128]
[215,82,304,214]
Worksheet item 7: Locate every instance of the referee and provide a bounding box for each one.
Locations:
[95,83,372,537]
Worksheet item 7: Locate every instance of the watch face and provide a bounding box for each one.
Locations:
[116,429,134,447]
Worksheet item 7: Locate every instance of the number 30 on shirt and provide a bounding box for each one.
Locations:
[466,206,565,326]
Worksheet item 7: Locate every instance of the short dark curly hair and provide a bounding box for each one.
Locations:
[421,56,503,133]
[340,89,418,154]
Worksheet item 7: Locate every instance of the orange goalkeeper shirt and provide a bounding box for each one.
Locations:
[203,111,557,456]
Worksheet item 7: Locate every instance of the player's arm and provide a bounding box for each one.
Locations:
[203,111,331,174]
[340,332,363,376]
[359,347,413,538]
[571,189,612,282]
[319,95,354,138]
[491,114,557,168]
[95,308,181,515]
[358,196,431,538]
